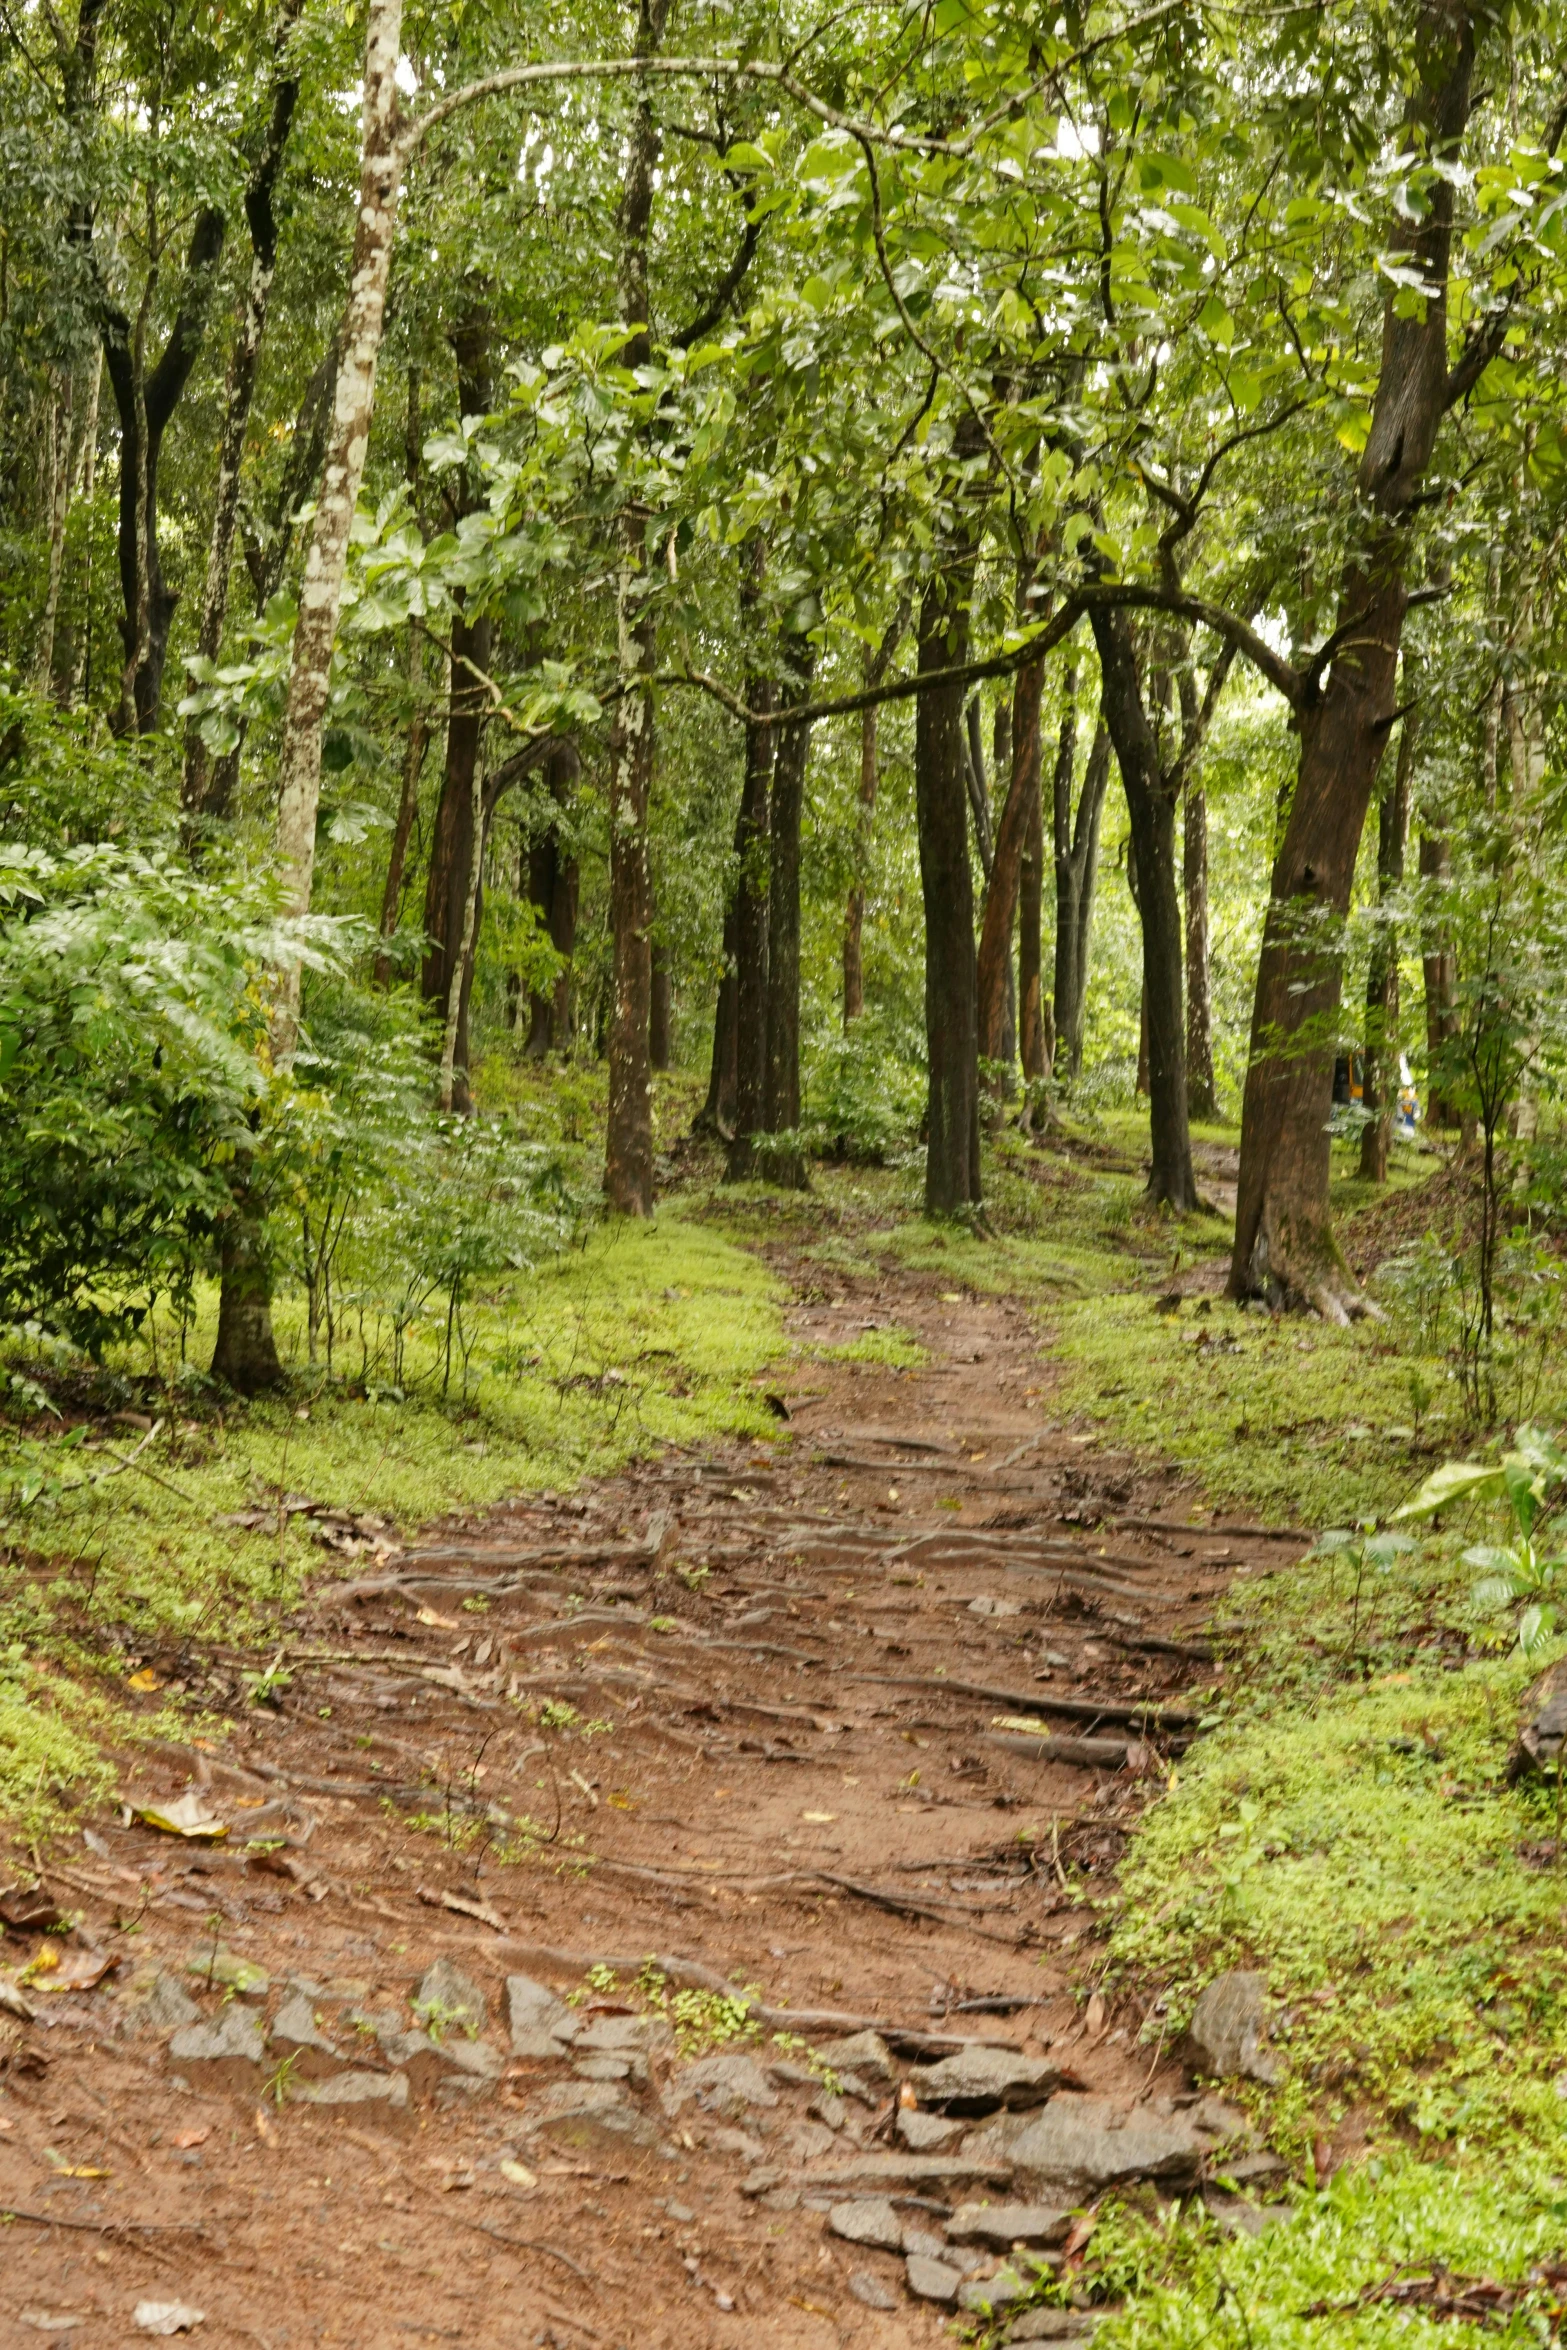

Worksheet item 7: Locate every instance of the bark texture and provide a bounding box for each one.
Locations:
[724,638,774,1171]
[1183,785,1219,1121]
[841,603,906,1027]
[524,740,580,1054]
[916,559,982,1215]
[1229,0,1476,1311]
[758,639,815,1187]
[1052,684,1112,1081]
[1360,690,1417,1180]
[977,653,1044,1070]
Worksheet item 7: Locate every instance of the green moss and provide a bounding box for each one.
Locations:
[813,1323,929,1368]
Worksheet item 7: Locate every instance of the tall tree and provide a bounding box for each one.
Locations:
[916,541,983,1215]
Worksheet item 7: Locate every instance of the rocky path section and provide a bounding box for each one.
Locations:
[0,1256,1295,2350]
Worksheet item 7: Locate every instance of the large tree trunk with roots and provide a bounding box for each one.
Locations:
[213,0,405,1394]
[1092,608,1199,1209]
[602,0,670,1217]
[1360,691,1417,1181]
[758,640,815,1187]
[1229,0,1475,1313]
[1183,785,1219,1122]
[182,4,303,829]
[977,653,1044,1075]
[916,561,982,1216]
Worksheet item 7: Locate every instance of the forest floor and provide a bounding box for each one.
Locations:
[2,1110,1564,2350]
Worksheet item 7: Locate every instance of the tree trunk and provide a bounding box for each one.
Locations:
[602,0,670,1217]
[843,698,875,1025]
[181,3,303,827]
[977,653,1044,1071]
[420,316,493,1110]
[650,942,673,1069]
[63,351,102,707]
[1359,689,1418,1180]
[33,366,72,691]
[524,739,579,1053]
[759,638,815,1187]
[916,561,982,1216]
[101,200,229,734]
[696,893,739,1135]
[215,0,404,1396]
[724,655,774,1175]
[1092,608,1198,1208]
[374,624,431,987]
[1183,785,1219,1121]
[1229,0,1475,1312]
[1052,688,1112,1082]
[1420,827,1460,1128]
[1019,706,1047,1082]
[438,738,486,1115]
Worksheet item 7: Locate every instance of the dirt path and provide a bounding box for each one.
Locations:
[0,1244,1291,2350]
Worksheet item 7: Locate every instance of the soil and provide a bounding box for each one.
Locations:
[0,1238,1290,2350]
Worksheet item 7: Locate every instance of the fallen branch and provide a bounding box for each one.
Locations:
[983,1730,1141,1768]
[449,2212,594,2285]
[0,2204,204,2238]
[847,1672,1198,1729]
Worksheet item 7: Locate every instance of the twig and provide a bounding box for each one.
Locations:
[0,2204,203,2237]
[449,2212,595,2286]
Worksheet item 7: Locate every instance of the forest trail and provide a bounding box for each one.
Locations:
[0,1238,1294,2350]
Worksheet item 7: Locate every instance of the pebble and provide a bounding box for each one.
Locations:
[292,2069,410,2109]
[848,2269,898,2310]
[827,2198,904,2252]
[947,2201,1074,2249]
[815,2030,894,2080]
[905,2253,964,2303]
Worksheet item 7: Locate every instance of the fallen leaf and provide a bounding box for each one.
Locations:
[33,1948,118,1995]
[127,1669,161,1693]
[45,2150,110,2179]
[1061,2212,1097,2261]
[253,2107,276,2144]
[134,2304,206,2337]
[416,1885,504,1930]
[170,2128,210,2150]
[1085,1992,1108,2041]
[499,2159,537,2188]
[23,1946,60,1978]
[0,1883,66,1934]
[801,1811,837,1824]
[19,2312,87,2333]
[415,1606,460,1630]
[127,1794,228,1842]
[231,1796,266,1810]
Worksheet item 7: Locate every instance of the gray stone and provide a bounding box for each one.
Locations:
[968,2096,1214,2196]
[905,2253,964,2303]
[291,2069,410,2110]
[507,1972,580,2059]
[138,1973,199,2034]
[438,2036,505,2081]
[574,2012,673,2055]
[898,2108,961,2150]
[786,2122,837,2162]
[525,2076,663,2150]
[768,2059,821,2088]
[665,2052,778,2118]
[374,2022,503,2097]
[828,2198,904,2252]
[1004,2313,1097,2344]
[663,2200,695,2222]
[762,2188,801,2212]
[804,2152,1014,2192]
[270,1992,343,2079]
[1187,1971,1279,2086]
[1202,2188,1289,2239]
[412,1958,487,2037]
[848,2269,898,2311]
[902,2227,949,2262]
[737,2167,784,2197]
[947,2202,1074,2250]
[710,2127,770,2163]
[167,2007,265,2092]
[912,2046,1061,2114]
[814,2030,894,2081]
[959,2266,1035,2314]
[184,1946,269,1998]
[574,2053,643,2087]
[809,2091,848,2131]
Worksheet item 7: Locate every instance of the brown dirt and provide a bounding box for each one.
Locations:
[0,1243,1288,2350]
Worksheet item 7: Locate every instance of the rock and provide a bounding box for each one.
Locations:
[848,2269,898,2311]
[525,2076,663,2150]
[1187,1972,1279,2086]
[133,2304,206,2337]
[761,2187,801,2212]
[814,2030,894,2081]
[1004,2313,1097,2343]
[968,2096,1217,2196]
[786,2122,837,2162]
[805,2151,1014,2192]
[947,2202,1074,2250]
[662,2200,696,2222]
[167,2008,265,2094]
[137,1973,199,2034]
[1508,1659,1567,1781]
[737,2167,784,2198]
[1203,2190,1289,2239]
[902,2227,949,2262]
[906,2253,964,2303]
[913,2045,1061,2114]
[291,2069,410,2110]
[809,2090,848,2130]
[574,2053,645,2087]
[828,2198,904,2252]
[375,2023,503,2098]
[898,2107,961,2150]
[574,2012,673,2055]
[665,2052,778,2118]
[184,1948,268,1998]
[507,1972,580,2058]
[768,2059,821,2087]
[711,2127,770,2163]
[412,1958,487,2037]
[270,1992,343,2079]
[959,2266,1035,2313]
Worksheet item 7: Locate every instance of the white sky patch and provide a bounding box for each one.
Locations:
[395,54,419,98]
[1055,116,1100,159]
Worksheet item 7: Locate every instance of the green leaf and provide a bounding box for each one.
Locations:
[1392,1460,1505,1519]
